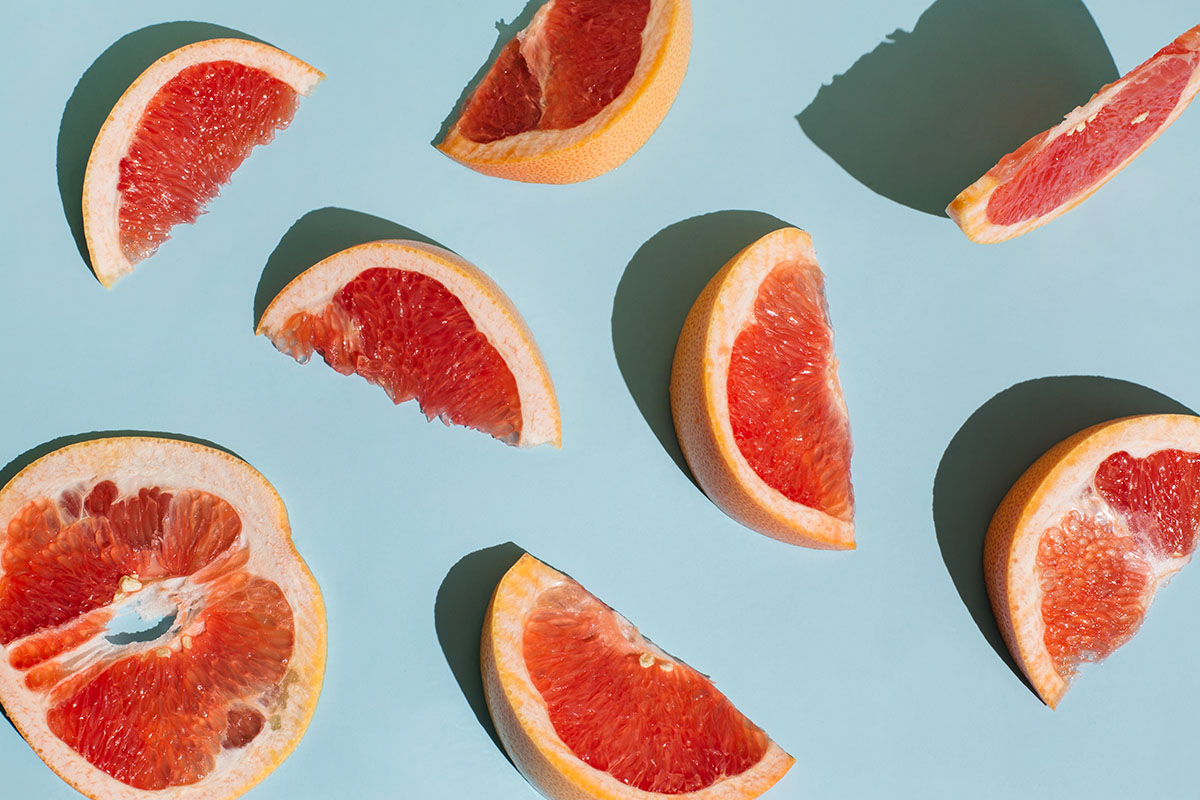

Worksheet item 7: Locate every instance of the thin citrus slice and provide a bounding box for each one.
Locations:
[83,39,322,287]
[437,0,691,183]
[670,227,854,549]
[482,553,794,799]
[257,240,561,447]
[0,437,325,799]
[949,24,1200,243]
[985,414,1200,707]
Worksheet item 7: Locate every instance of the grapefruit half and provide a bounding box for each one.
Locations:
[483,553,795,800]
[438,0,691,183]
[0,437,325,799]
[985,414,1200,707]
[670,227,854,549]
[257,240,561,447]
[83,39,322,287]
[949,24,1200,243]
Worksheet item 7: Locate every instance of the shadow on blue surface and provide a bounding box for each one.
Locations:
[254,208,446,330]
[797,0,1118,216]
[431,0,545,147]
[933,376,1194,698]
[612,211,790,485]
[56,21,266,281]
[434,542,527,763]
[0,431,247,734]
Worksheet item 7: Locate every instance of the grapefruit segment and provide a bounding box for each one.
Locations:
[438,0,691,183]
[257,240,560,448]
[483,554,794,800]
[985,415,1200,707]
[949,24,1200,243]
[83,39,322,287]
[670,227,854,549]
[0,437,325,799]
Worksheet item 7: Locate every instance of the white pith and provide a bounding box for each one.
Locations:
[440,0,676,162]
[83,39,322,288]
[485,555,794,800]
[701,228,854,544]
[949,38,1200,243]
[256,240,561,448]
[0,438,326,800]
[1008,416,1200,705]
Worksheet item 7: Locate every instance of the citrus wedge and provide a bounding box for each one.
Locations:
[257,240,561,447]
[985,414,1200,708]
[482,553,794,800]
[949,24,1200,243]
[0,437,325,799]
[670,227,854,549]
[83,38,322,287]
[437,0,691,183]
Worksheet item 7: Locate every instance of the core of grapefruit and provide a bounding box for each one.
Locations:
[437,0,691,183]
[985,414,1200,708]
[482,553,795,800]
[256,240,561,447]
[670,227,854,549]
[0,437,325,799]
[949,24,1200,243]
[83,39,322,287]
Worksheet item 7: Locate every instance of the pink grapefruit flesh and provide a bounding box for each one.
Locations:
[275,267,524,444]
[117,61,300,265]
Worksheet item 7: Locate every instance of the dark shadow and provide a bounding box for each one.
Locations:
[0,431,244,492]
[105,611,178,646]
[612,211,789,481]
[431,0,544,145]
[434,542,527,760]
[254,208,446,330]
[57,22,264,279]
[797,0,1118,216]
[933,376,1194,696]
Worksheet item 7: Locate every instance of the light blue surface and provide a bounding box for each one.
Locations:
[1,1,1198,797]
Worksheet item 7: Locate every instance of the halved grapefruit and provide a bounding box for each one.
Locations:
[670,227,854,549]
[437,0,691,183]
[949,24,1200,243]
[0,437,325,799]
[257,240,561,447]
[83,39,322,287]
[483,553,794,799]
[985,414,1200,707]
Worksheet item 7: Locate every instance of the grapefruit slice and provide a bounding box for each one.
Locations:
[670,227,854,549]
[483,553,795,799]
[437,0,691,183]
[0,437,325,799]
[949,24,1200,243]
[83,39,322,287]
[985,414,1200,707]
[257,240,561,447]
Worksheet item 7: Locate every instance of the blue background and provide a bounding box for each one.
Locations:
[2,0,1198,797]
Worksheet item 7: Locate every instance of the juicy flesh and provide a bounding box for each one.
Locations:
[0,480,295,790]
[273,267,523,444]
[457,0,651,143]
[727,261,854,521]
[117,61,299,264]
[523,581,769,794]
[986,33,1199,225]
[1037,449,1200,679]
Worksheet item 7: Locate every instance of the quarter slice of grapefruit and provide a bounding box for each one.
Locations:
[0,437,325,799]
[985,414,1200,707]
[670,227,854,549]
[83,39,322,287]
[483,553,795,799]
[257,240,561,447]
[949,24,1200,243]
[437,0,691,183]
